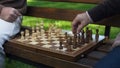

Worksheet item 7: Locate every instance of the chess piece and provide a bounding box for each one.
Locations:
[59,41,63,50]
[85,27,89,37]
[40,25,45,36]
[20,31,24,40]
[89,30,93,41]
[95,29,99,42]
[48,33,52,42]
[85,27,90,43]
[56,30,60,37]
[40,20,45,35]
[74,33,77,38]
[32,27,35,33]
[52,24,56,33]
[81,30,85,44]
[25,29,30,39]
[73,38,77,49]
[31,33,37,42]
[36,26,40,37]
[40,20,44,26]
[72,34,77,49]
[65,32,68,39]
[66,37,72,51]
[77,34,81,45]
[36,23,39,26]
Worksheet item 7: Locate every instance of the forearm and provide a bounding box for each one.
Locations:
[88,0,120,22]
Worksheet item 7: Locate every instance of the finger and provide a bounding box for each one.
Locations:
[11,13,18,20]
[8,17,16,22]
[14,10,21,16]
[77,22,85,33]
[72,18,78,34]
[8,14,18,22]
[77,24,83,33]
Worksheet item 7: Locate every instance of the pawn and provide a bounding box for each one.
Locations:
[73,39,77,49]
[67,44,72,52]
[74,33,77,39]
[48,36,52,42]
[25,29,30,39]
[59,41,63,50]
[20,31,24,40]
[65,32,68,39]
[77,34,81,45]
[40,20,44,26]
[89,30,93,41]
[66,37,72,51]
[32,27,35,33]
[73,34,77,49]
[95,29,99,42]
[81,30,85,44]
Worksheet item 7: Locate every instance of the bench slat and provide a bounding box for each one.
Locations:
[25,6,120,27]
[36,0,101,4]
[26,6,84,21]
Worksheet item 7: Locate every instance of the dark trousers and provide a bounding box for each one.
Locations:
[94,46,120,68]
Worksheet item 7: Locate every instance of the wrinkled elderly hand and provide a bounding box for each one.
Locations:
[112,33,120,48]
[72,12,92,34]
[0,7,21,22]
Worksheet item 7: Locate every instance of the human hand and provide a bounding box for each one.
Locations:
[72,12,92,34]
[112,33,120,48]
[0,7,21,22]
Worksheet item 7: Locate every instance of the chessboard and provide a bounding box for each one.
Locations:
[9,22,105,61]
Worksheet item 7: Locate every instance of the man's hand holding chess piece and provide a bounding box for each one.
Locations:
[72,12,92,34]
[72,12,120,50]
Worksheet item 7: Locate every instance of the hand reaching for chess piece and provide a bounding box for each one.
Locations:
[111,33,120,49]
[72,12,92,34]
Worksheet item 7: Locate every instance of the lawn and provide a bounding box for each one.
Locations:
[5,0,120,68]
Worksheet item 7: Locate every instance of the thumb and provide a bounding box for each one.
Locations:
[14,10,21,16]
[77,21,88,33]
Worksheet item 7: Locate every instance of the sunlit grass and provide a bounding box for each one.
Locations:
[5,58,35,68]
[27,1,96,11]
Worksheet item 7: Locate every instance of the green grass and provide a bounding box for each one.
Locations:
[5,58,35,68]
[27,1,96,11]
[5,0,120,68]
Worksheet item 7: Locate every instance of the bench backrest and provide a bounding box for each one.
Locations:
[26,0,120,27]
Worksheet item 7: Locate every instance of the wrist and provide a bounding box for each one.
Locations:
[86,11,93,23]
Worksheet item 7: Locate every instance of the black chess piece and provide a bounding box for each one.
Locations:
[59,41,63,49]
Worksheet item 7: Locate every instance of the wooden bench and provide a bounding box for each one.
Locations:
[4,0,120,68]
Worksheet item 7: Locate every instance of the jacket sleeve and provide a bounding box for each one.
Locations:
[88,0,120,22]
[17,4,27,15]
[17,0,27,14]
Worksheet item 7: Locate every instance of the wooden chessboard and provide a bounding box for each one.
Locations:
[8,29,105,61]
